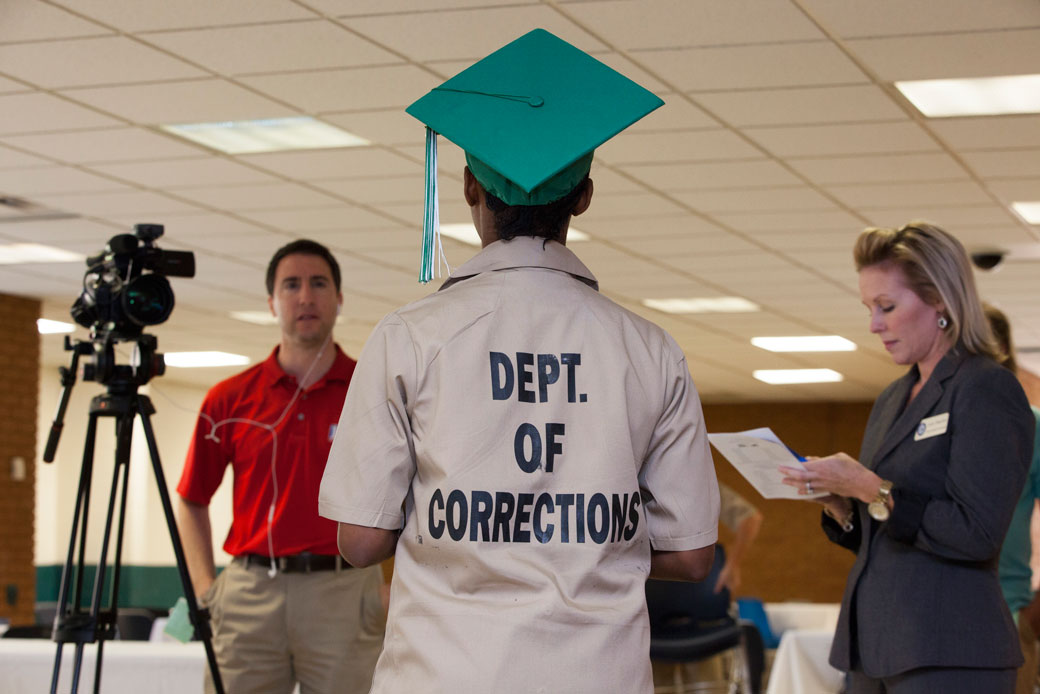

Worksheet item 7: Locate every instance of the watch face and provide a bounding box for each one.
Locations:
[868,500,890,522]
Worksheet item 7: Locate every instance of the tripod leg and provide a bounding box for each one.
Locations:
[137,396,226,694]
[51,410,100,694]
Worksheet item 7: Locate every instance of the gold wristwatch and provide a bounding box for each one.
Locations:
[868,480,893,521]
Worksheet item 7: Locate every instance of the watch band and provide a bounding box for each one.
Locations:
[868,480,893,521]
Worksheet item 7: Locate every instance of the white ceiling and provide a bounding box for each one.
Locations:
[3,0,1039,401]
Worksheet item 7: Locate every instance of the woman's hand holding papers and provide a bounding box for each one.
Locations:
[779,452,883,504]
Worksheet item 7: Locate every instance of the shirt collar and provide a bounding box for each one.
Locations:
[261,343,351,389]
[439,237,599,291]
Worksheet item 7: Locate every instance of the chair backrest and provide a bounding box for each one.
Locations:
[645,545,730,635]
[116,608,158,641]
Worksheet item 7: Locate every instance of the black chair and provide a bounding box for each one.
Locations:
[645,545,761,694]
[115,607,158,641]
[2,624,53,639]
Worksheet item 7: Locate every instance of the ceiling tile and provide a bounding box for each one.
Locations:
[598,129,763,164]
[860,205,1018,229]
[144,21,400,75]
[928,115,1040,151]
[239,205,394,232]
[345,7,604,62]
[828,181,994,208]
[48,0,316,32]
[0,165,129,196]
[717,209,866,233]
[674,186,839,213]
[60,79,297,124]
[322,110,422,147]
[564,0,824,48]
[627,97,719,132]
[987,178,1040,202]
[746,121,936,157]
[309,175,423,204]
[627,160,802,191]
[33,190,205,217]
[797,0,1040,38]
[694,85,906,127]
[0,127,204,164]
[959,149,1040,178]
[635,42,868,91]
[88,157,278,189]
[845,29,1040,81]
[171,182,342,211]
[0,36,205,89]
[308,0,535,15]
[788,152,969,185]
[0,75,29,94]
[0,217,123,244]
[241,65,440,114]
[0,2,110,42]
[0,92,121,135]
[0,143,52,169]
[240,147,419,180]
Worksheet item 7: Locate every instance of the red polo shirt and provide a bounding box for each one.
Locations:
[177,345,356,557]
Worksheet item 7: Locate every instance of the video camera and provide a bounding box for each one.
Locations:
[71,223,195,340]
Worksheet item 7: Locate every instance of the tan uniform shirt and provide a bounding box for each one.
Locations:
[320,237,719,694]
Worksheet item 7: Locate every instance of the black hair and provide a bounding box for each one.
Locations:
[484,176,591,242]
[265,239,341,295]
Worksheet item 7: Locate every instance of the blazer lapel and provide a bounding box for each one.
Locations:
[870,351,963,467]
[861,370,913,469]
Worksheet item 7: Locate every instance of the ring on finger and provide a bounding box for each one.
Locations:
[806,482,814,494]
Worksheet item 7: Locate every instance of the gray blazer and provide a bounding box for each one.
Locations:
[826,349,1035,677]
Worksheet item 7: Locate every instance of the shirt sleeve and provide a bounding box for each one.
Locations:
[319,314,418,530]
[638,342,720,552]
[176,387,231,505]
[885,365,1034,561]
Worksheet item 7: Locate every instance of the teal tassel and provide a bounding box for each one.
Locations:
[419,127,442,284]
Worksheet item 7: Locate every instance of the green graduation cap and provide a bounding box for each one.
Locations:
[406,28,664,282]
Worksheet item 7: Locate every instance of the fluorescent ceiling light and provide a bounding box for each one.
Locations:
[438,223,589,247]
[895,74,1040,117]
[161,117,369,154]
[0,243,84,264]
[642,297,760,314]
[229,311,278,326]
[751,336,856,352]
[37,319,75,334]
[1011,202,1040,224]
[753,369,843,385]
[165,351,250,368]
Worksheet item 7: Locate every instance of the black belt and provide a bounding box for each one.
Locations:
[240,553,350,573]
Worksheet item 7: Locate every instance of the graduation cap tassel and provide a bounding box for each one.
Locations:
[419,127,443,284]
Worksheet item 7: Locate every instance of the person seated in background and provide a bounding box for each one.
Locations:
[988,304,1040,694]
[715,483,764,594]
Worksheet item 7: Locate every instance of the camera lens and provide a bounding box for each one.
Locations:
[122,274,174,325]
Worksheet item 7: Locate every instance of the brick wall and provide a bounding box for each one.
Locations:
[0,293,39,626]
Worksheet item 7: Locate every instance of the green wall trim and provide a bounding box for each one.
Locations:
[36,565,188,610]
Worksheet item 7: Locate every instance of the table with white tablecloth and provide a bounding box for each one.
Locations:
[763,603,844,694]
[0,638,207,694]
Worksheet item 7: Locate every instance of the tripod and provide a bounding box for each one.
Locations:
[43,335,224,694]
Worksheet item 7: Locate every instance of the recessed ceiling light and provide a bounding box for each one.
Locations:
[895,74,1040,117]
[37,319,76,334]
[751,336,856,352]
[438,223,590,247]
[0,243,84,264]
[229,311,278,326]
[753,369,843,385]
[161,117,370,154]
[1011,201,1040,224]
[165,351,251,368]
[642,297,760,314]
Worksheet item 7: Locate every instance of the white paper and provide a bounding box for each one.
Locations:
[707,427,823,500]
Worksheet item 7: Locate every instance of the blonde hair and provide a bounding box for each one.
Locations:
[854,221,998,360]
[983,303,1016,372]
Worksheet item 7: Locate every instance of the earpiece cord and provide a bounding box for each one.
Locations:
[147,331,334,579]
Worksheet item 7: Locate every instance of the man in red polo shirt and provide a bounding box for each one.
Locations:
[176,240,385,694]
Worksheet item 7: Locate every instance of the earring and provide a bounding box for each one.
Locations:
[938,315,949,329]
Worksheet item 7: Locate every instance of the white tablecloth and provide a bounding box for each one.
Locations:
[762,604,844,694]
[0,639,207,693]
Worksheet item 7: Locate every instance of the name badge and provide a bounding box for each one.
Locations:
[914,413,949,441]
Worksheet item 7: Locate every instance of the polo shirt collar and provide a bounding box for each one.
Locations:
[439,237,599,291]
[261,343,351,390]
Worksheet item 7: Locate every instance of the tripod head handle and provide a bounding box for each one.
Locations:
[43,337,90,463]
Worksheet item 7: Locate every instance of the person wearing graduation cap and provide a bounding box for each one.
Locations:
[319,29,720,693]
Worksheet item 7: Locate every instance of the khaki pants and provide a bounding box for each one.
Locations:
[202,558,386,694]
[1016,611,1039,694]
